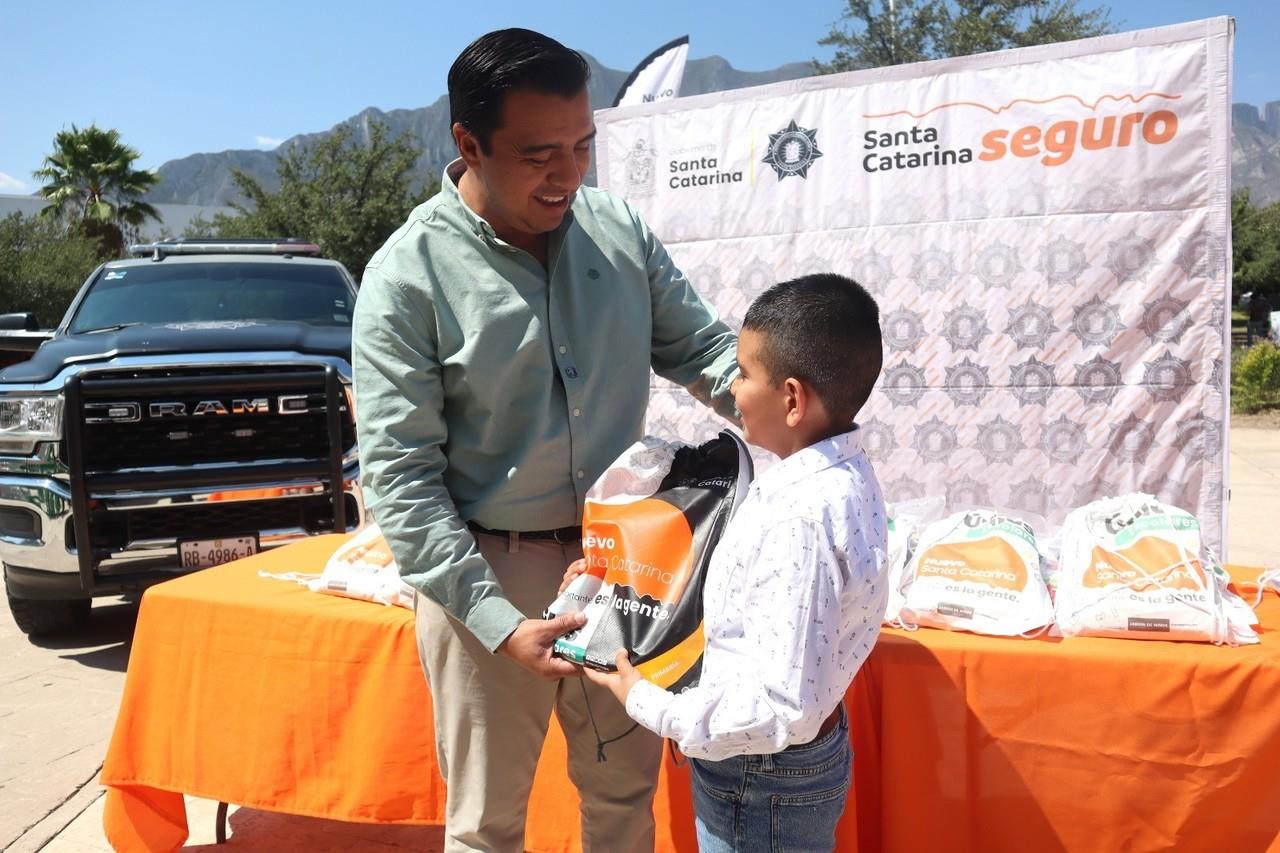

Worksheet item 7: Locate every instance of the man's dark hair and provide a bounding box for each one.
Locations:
[448,29,590,154]
[742,273,883,423]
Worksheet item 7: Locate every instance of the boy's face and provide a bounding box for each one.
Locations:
[732,329,792,457]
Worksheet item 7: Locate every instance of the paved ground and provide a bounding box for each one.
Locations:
[1227,427,1280,570]
[4,425,1277,851]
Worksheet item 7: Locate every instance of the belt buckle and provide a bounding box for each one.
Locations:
[552,527,578,545]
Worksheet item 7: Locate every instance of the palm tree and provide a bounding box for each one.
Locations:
[33,124,161,257]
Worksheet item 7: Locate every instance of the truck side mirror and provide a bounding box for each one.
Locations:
[0,313,38,331]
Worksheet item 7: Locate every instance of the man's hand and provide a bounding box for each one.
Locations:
[497,612,587,679]
[558,558,587,594]
[583,648,644,706]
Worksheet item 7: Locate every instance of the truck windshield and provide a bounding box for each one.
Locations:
[69,262,355,333]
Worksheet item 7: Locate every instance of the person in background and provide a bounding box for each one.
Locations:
[1246,292,1272,345]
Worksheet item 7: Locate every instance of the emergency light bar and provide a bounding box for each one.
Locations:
[128,239,323,260]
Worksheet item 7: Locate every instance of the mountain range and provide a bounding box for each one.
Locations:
[143,53,812,207]
[143,53,1280,208]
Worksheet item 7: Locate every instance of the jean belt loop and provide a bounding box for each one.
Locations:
[508,530,519,554]
[759,752,774,772]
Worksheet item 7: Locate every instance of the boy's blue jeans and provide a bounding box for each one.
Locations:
[688,707,852,853]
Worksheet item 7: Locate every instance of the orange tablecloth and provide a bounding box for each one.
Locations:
[101,535,1280,851]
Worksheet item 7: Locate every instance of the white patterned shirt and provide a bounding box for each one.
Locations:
[625,428,889,760]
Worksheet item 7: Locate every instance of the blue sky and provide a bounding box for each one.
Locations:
[1,0,1274,195]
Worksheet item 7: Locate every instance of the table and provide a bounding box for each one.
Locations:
[101,535,1280,851]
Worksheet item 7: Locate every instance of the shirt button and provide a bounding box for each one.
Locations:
[558,345,567,354]
[576,469,585,480]
[573,408,581,417]
[565,367,579,379]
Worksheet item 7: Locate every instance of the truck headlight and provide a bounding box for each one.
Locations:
[0,396,63,451]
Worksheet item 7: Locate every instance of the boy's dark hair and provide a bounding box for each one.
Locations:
[743,273,882,423]
[448,29,591,154]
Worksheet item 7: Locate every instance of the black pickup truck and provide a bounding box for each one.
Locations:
[0,239,364,635]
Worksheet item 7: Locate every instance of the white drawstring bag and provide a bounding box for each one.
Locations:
[898,509,1055,637]
[260,523,415,609]
[883,496,945,626]
[1055,494,1258,645]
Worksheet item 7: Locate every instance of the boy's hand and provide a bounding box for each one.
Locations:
[583,649,643,705]
[558,558,587,594]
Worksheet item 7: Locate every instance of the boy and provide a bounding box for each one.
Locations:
[580,273,889,852]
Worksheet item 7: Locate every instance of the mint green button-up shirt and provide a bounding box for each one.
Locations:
[353,162,739,651]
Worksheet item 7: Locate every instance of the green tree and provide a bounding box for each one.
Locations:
[1232,189,1280,304]
[33,124,160,258]
[816,0,1113,72]
[192,121,436,278]
[0,213,101,327]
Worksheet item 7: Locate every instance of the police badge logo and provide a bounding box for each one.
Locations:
[763,120,823,180]
[880,362,928,407]
[1070,296,1126,347]
[1173,415,1223,461]
[974,242,1023,289]
[913,415,959,463]
[1174,233,1225,280]
[1106,234,1156,283]
[858,417,898,458]
[883,307,927,352]
[1072,478,1117,508]
[1008,476,1052,518]
[1139,296,1192,344]
[884,476,927,503]
[944,357,991,407]
[1036,235,1088,287]
[1209,358,1225,392]
[1106,414,1157,462]
[1008,355,1058,406]
[974,415,1026,464]
[1006,299,1059,350]
[850,248,895,295]
[624,137,657,196]
[1040,414,1089,464]
[909,248,957,293]
[942,305,991,351]
[1142,350,1193,402]
[946,475,992,509]
[1073,354,1123,405]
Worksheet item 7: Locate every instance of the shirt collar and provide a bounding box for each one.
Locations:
[442,159,495,241]
[441,157,577,244]
[752,427,865,494]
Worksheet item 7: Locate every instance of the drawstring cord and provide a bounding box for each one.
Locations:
[1244,568,1280,609]
[1058,541,1234,643]
[578,676,638,762]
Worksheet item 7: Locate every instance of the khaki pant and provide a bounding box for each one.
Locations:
[415,533,662,853]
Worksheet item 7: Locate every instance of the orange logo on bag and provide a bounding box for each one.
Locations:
[583,498,695,602]
[1084,538,1205,591]
[915,539,1027,590]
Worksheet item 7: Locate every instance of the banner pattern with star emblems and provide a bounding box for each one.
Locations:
[596,19,1234,556]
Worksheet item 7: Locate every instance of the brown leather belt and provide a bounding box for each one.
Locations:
[787,707,843,750]
[815,706,842,739]
[466,521,581,544]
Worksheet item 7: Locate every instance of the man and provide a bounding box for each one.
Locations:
[1247,292,1272,346]
[352,28,738,853]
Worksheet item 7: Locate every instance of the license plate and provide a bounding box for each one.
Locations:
[178,535,258,569]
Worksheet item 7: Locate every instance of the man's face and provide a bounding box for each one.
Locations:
[732,329,791,457]
[455,87,595,246]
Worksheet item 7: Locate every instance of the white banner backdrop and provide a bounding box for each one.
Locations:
[596,19,1233,555]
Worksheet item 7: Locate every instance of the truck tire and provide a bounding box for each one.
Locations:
[6,594,91,636]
